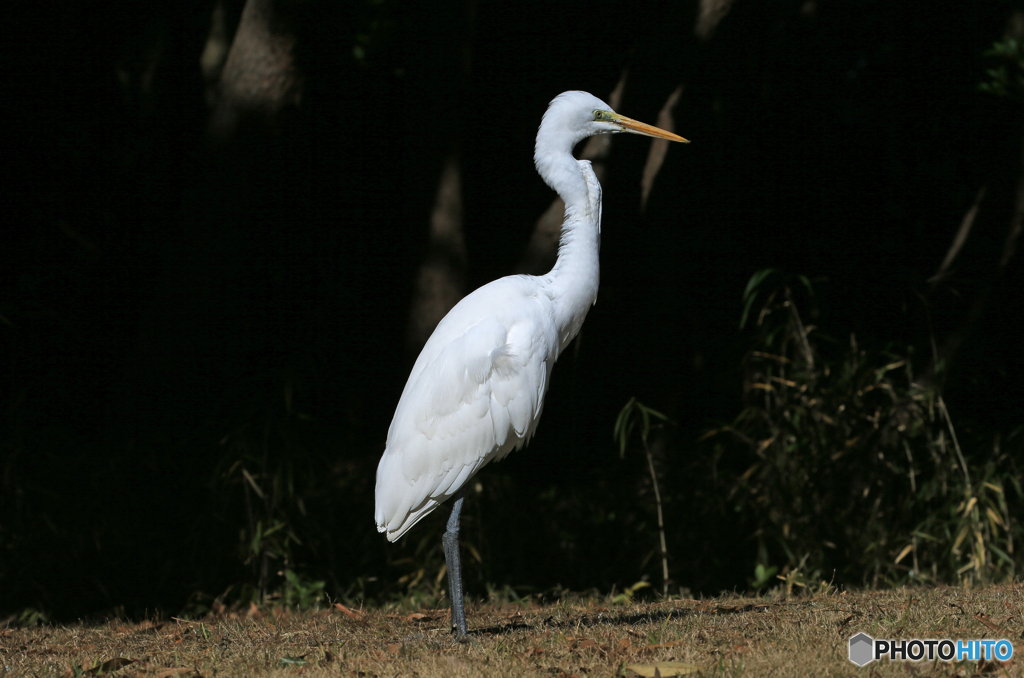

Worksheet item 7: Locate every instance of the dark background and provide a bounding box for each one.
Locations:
[3,0,1023,620]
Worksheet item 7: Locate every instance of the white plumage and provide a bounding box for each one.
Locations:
[375,157,602,541]
[373,90,686,635]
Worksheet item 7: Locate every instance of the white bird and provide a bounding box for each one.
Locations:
[375,90,687,637]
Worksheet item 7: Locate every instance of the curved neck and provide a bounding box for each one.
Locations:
[534,142,602,353]
[534,124,591,206]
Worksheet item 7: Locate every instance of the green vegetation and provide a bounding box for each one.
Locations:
[980,37,1024,102]
[174,270,1024,615]
[707,270,1023,590]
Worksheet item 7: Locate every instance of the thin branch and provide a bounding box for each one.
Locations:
[929,186,986,288]
[642,431,670,599]
[937,395,970,488]
[640,85,684,213]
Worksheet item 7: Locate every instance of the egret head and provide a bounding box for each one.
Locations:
[540,91,689,148]
[534,90,688,197]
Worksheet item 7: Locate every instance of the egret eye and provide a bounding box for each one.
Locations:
[593,110,605,121]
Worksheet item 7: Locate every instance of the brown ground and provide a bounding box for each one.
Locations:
[3,584,1023,677]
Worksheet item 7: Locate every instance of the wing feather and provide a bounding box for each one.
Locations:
[375,289,555,542]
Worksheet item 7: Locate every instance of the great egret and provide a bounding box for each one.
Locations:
[375,90,688,637]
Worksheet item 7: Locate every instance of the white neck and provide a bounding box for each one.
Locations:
[534,134,601,353]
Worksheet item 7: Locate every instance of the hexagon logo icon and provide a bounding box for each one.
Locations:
[849,632,875,666]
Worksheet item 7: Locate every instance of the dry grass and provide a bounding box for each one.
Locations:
[3,584,1024,677]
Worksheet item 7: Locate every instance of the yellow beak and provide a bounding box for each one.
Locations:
[610,113,689,143]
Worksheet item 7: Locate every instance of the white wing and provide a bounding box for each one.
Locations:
[374,277,557,542]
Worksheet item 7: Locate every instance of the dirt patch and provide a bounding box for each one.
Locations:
[3,585,1022,676]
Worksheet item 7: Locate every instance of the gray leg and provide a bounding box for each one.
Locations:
[441,487,468,637]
